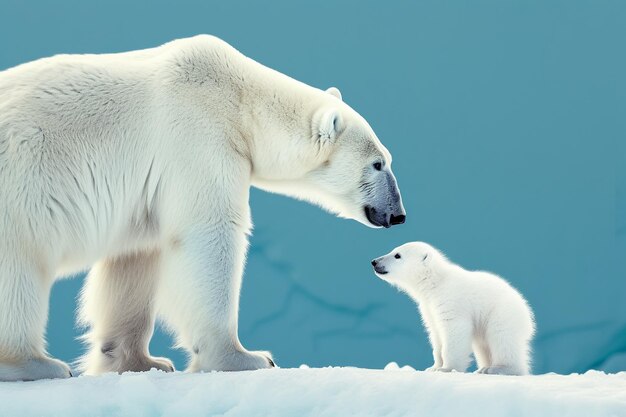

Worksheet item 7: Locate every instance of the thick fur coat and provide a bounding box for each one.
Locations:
[0,35,405,380]
[373,242,535,375]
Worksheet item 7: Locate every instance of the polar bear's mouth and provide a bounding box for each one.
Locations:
[364,205,383,228]
[374,266,388,275]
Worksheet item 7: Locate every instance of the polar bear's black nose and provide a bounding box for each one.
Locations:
[390,214,406,225]
[371,259,378,266]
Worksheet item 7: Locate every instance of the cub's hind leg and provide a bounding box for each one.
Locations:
[477,326,530,376]
[472,337,492,373]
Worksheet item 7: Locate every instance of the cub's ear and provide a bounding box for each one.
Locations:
[326,87,342,101]
[316,109,344,146]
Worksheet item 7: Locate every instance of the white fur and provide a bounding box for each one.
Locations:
[373,242,535,375]
[0,35,404,380]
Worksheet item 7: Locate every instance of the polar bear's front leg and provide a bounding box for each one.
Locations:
[424,330,443,372]
[419,305,443,371]
[437,318,473,373]
[157,223,274,372]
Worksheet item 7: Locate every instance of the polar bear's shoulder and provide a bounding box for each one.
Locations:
[156,35,240,67]
[161,35,231,53]
[150,35,246,87]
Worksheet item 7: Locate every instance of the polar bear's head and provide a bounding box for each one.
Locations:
[250,87,406,228]
[371,242,444,288]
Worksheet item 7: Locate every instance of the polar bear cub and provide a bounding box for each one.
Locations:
[372,242,535,375]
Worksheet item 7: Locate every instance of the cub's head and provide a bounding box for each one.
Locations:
[371,242,440,288]
[251,86,406,228]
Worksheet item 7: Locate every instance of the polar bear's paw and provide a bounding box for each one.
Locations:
[131,355,175,373]
[433,366,466,373]
[424,365,442,372]
[191,349,275,372]
[150,356,175,372]
[222,349,275,371]
[0,356,73,382]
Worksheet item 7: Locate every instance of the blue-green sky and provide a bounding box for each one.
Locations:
[1,0,625,373]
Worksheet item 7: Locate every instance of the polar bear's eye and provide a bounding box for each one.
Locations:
[373,162,382,171]
[394,253,401,259]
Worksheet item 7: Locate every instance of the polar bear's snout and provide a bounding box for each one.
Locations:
[362,172,406,228]
[390,213,406,225]
[371,258,388,275]
[363,205,405,229]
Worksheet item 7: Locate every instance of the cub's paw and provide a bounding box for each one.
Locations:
[434,367,458,373]
[424,366,443,372]
[0,356,73,382]
[475,366,521,376]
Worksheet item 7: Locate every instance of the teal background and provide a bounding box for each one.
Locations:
[1,0,625,374]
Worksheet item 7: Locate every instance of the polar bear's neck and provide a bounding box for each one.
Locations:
[161,35,339,191]
[233,56,333,180]
[406,259,466,302]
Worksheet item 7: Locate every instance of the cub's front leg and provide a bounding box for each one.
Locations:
[419,305,443,372]
[156,221,274,371]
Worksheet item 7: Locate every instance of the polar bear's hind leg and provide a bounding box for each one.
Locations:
[78,251,174,375]
[0,357,72,381]
[0,252,72,381]
[482,327,530,376]
[472,336,492,372]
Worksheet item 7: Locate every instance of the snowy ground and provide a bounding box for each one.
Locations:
[1,364,625,417]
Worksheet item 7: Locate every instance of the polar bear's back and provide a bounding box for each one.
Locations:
[0,37,229,263]
[0,35,238,118]
[0,43,163,150]
[0,45,162,204]
[469,270,535,339]
[0,35,234,171]
[0,35,230,81]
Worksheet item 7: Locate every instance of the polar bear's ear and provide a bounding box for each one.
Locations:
[317,109,344,146]
[326,87,342,101]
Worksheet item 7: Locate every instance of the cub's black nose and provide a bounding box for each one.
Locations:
[371,259,378,266]
[390,214,406,225]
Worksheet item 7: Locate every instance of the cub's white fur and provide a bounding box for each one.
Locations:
[0,35,406,380]
[373,242,535,375]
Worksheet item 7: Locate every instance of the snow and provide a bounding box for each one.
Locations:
[1,366,625,417]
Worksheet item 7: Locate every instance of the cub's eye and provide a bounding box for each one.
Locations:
[373,162,382,171]
[394,253,401,259]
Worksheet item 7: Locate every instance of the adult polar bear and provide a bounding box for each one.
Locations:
[0,35,405,381]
